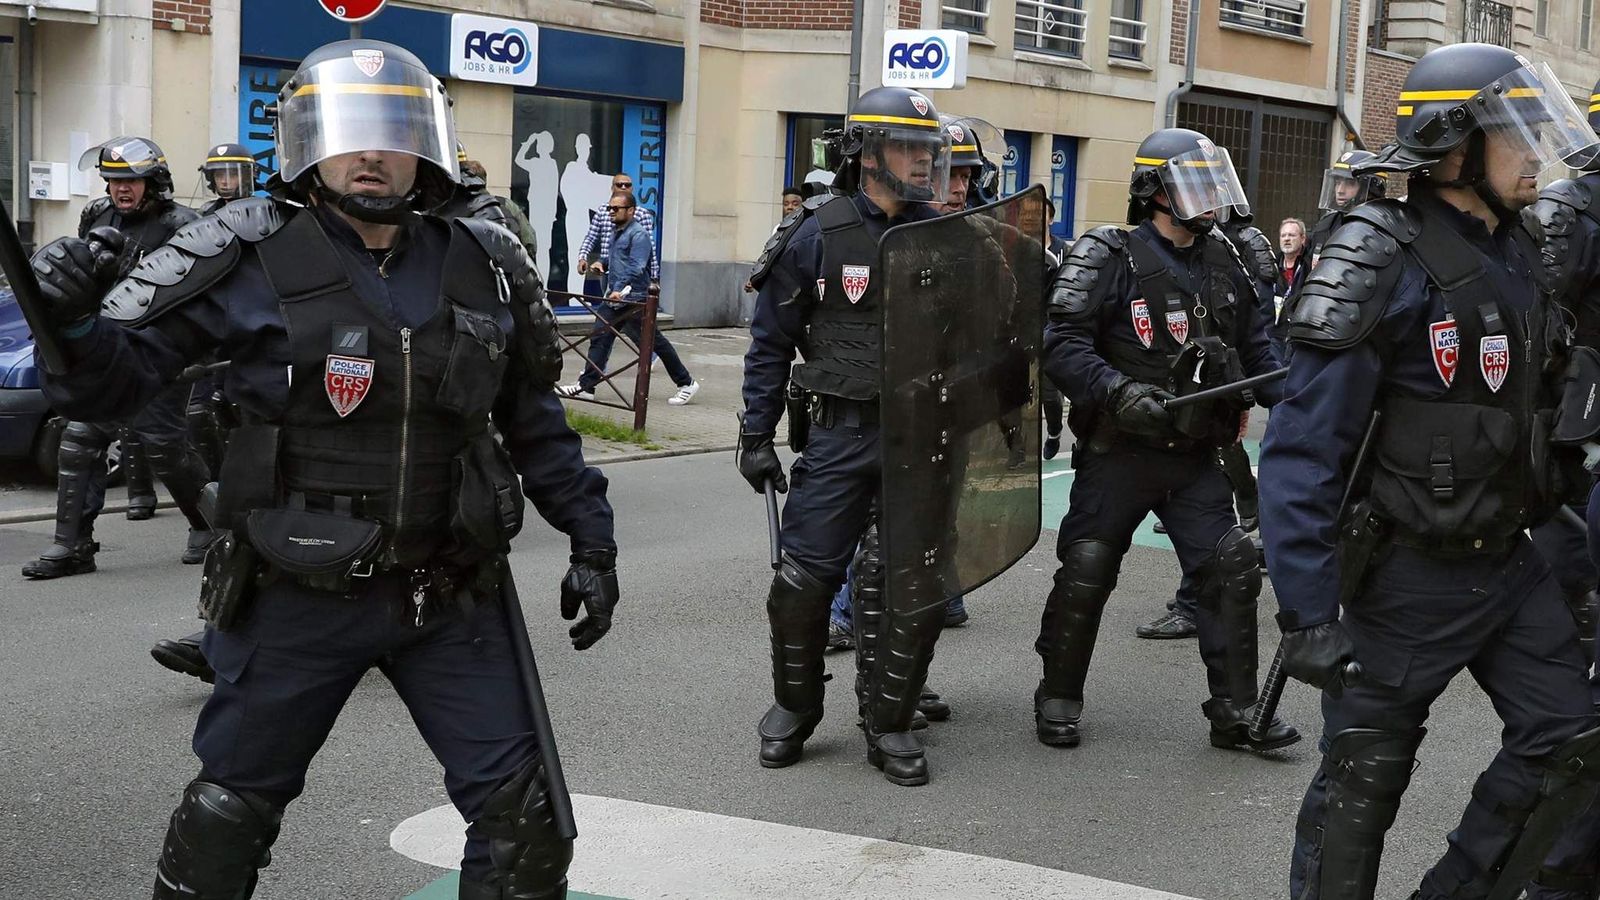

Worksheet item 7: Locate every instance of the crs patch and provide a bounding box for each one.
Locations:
[1130,298,1154,348]
[1165,310,1190,344]
[1429,318,1459,388]
[841,265,870,304]
[1480,335,1510,393]
[325,354,375,418]
[352,48,385,78]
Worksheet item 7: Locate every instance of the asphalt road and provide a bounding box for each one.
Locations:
[0,450,1516,899]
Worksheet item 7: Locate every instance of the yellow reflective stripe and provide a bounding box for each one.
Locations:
[846,114,939,128]
[205,156,254,163]
[1504,87,1543,98]
[1133,156,1167,165]
[1173,159,1223,168]
[951,144,978,153]
[1398,89,1478,101]
[1331,162,1351,169]
[99,159,132,167]
[1591,93,1600,102]
[290,83,433,99]
[1591,103,1600,113]
[1396,105,1414,116]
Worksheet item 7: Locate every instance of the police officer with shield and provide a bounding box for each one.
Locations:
[22,137,212,578]
[739,86,956,785]
[1260,44,1600,899]
[1039,127,1297,752]
[29,40,617,898]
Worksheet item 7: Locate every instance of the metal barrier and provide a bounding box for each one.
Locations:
[548,289,659,432]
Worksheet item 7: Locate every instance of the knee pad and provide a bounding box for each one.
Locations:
[1323,728,1424,835]
[154,781,283,900]
[57,423,107,472]
[774,552,828,596]
[1209,526,1262,604]
[476,761,574,898]
[1059,540,1120,593]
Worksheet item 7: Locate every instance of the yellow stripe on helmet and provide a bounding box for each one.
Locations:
[847,113,940,128]
[205,156,255,164]
[1398,89,1479,101]
[951,144,978,153]
[291,83,434,99]
[1133,156,1166,166]
[1396,105,1414,116]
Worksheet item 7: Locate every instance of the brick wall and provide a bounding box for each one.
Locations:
[899,0,921,29]
[154,0,211,33]
[1169,0,1188,66]
[1344,0,1361,91]
[703,0,853,28]
[1362,48,1413,193]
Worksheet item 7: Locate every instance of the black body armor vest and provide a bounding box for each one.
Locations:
[1365,203,1560,545]
[80,197,196,277]
[790,197,883,401]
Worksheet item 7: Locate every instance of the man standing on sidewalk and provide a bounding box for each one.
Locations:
[560,191,699,405]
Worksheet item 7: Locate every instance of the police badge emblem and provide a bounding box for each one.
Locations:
[842,265,871,304]
[1130,298,1154,348]
[1165,310,1190,344]
[1430,319,1459,388]
[1480,335,1510,393]
[352,49,386,78]
[325,355,375,417]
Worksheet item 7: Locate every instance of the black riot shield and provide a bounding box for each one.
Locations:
[878,187,1046,610]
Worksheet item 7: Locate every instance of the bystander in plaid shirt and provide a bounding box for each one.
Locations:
[577,205,659,282]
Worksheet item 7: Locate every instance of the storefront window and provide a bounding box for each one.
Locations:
[786,114,844,197]
[510,92,665,305]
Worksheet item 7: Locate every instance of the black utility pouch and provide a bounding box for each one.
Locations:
[786,381,811,452]
[245,498,383,580]
[450,432,526,556]
[198,531,260,632]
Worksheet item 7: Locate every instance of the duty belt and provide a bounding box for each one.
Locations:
[809,394,880,428]
[1386,527,1518,558]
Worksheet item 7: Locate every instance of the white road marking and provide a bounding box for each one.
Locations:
[391,795,1199,900]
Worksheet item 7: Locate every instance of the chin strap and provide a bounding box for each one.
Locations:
[311,172,419,225]
[1430,132,1519,224]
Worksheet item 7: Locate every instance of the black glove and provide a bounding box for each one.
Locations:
[1107,376,1176,437]
[1280,620,1358,698]
[31,229,124,328]
[560,549,619,651]
[736,429,788,494]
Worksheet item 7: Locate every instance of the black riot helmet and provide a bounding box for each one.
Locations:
[198,142,258,200]
[456,142,486,191]
[839,86,951,203]
[1128,128,1247,233]
[276,39,461,223]
[941,115,1004,206]
[1317,149,1387,211]
[1359,43,1597,194]
[77,136,175,200]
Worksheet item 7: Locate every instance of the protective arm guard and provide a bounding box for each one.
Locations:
[457,215,563,388]
[100,197,287,327]
[1530,179,1591,301]
[1047,225,1126,322]
[1286,201,1414,351]
[77,196,114,240]
[1237,225,1280,286]
[748,195,826,292]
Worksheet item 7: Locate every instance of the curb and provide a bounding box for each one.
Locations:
[0,445,737,525]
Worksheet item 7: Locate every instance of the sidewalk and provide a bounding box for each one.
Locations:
[559,326,748,463]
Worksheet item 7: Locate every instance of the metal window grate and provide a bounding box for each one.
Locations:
[1014,0,1087,58]
[1219,0,1307,37]
[942,0,990,34]
[1109,0,1146,60]
[1464,0,1514,47]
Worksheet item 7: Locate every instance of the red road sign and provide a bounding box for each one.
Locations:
[317,0,387,23]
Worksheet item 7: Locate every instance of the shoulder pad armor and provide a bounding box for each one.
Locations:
[1344,199,1422,243]
[1237,226,1279,285]
[748,197,825,291]
[1540,177,1594,215]
[456,216,562,387]
[1048,225,1126,321]
[78,196,113,239]
[101,198,293,325]
[1531,184,1586,297]
[1285,219,1404,350]
[158,203,200,232]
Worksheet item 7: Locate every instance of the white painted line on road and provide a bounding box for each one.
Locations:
[392,795,1200,900]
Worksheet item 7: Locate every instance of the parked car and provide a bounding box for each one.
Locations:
[0,289,121,482]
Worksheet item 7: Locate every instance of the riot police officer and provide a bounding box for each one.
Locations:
[1039,127,1297,752]
[1305,149,1387,261]
[31,40,617,899]
[22,137,211,578]
[196,143,259,215]
[739,85,952,786]
[1260,44,1600,899]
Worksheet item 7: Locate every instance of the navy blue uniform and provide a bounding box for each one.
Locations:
[1261,192,1598,899]
[43,204,612,885]
[1039,220,1284,742]
[743,191,937,584]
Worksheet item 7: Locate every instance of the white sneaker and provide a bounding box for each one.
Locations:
[556,383,594,400]
[667,381,700,406]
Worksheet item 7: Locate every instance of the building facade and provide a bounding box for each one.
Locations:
[9,1,1600,326]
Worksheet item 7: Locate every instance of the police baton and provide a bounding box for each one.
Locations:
[764,481,782,570]
[1162,367,1289,411]
[0,195,67,372]
[177,360,231,384]
[498,569,578,840]
[1250,652,1361,743]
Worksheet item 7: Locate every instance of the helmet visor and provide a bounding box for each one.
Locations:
[276,52,459,184]
[201,161,257,199]
[79,137,166,179]
[1473,62,1600,178]
[1318,168,1373,211]
[1158,146,1248,221]
[859,125,952,203]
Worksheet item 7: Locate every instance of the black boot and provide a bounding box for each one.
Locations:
[863,586,943,787]
[1202,698,1301,751]
[25,430,103,579]
[152,631,215,684]
[758,561,833,769]
[22,538,99,579]
[182,528,218,565]
[1035,541,1119,747]
[917,684,951,722]
[147,439,214,556]
[1196,527,1300,753]
[123,430,157,520]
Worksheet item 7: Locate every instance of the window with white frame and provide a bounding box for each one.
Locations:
[1583,0,1594,50]
[1219,0,1307,38]
[1015,0,1088,58]
[1109,0,1147,61]
[942,0,989,34]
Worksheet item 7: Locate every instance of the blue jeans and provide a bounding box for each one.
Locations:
[577,301,692,392]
